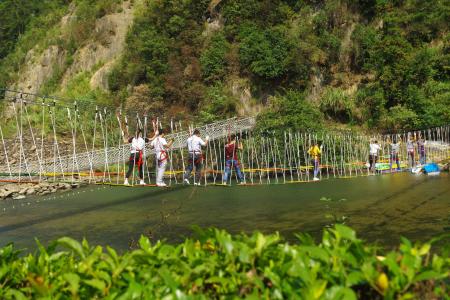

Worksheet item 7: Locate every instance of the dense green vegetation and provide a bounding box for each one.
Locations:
[0,0,69,96]
[1,0,449,131]
[0,225,448,299]
[107,0,449,131]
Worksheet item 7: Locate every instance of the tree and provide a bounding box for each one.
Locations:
[239,25,291,79]
[256,90,323,133]
[200,33,230,82]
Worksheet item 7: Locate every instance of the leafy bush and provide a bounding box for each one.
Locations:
[0,0,70,89]
[380,105,420,131]
[0,0,70,61]
[256,90,323,133]
[355,84,384,128]
[200,33,231,83]
[238,25,291,79]
[109,25,169,95]
[0,225,448,299]
[421,80,450,127]
[350,24,378,72]
[319,87,354,122]
[198,83,238,123]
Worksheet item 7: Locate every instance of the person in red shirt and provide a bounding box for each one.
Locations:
[222,134,245,184]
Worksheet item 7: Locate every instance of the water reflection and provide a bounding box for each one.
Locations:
[0,173,448,251]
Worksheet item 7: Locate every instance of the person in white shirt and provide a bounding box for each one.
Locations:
[123,129,154,185]
[150,128,173,187]
[369,139,381,172]
[417,136,426,165]
[184,129,209,185]
[406,135,416,168]
[117,112,158,185]
[389,136,401,171]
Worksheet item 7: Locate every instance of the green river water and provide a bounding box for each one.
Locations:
[0,173,448,251]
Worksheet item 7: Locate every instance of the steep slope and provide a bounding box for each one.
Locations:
[1,0,136,99]
[1,0,448,131]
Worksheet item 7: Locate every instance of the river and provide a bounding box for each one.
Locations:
[0,172,448,251]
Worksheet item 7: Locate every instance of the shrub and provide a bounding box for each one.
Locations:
[200,33,230,83]
[319,87,354,122]
[256,90,323,133]
[350,24,378,73]
[380,105,420,131]
[238,25,291,79]
[421,80,450,127]
[0,225,448,299]
[0,0,70,89]
[125,84,164,116]
[356,85,387,128]
[198,83,238,123]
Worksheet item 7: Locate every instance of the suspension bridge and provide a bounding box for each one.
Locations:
[1,89,449,186]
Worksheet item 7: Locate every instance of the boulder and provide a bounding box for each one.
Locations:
[1,190,14,198]
[4,184,20,193]
[442,163,449,172]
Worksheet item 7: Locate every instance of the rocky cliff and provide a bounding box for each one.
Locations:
[7,0,135,96]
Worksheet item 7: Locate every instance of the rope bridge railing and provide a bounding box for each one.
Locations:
[0,90,449,185]
[0,115,256,180]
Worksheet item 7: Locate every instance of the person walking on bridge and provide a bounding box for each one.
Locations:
[184,129,209,185]
[389,136,401,172]
[406,135,416,168]
[222,134,245,185]
[118,113,157,185]
[150,128,173,187]
[308,141,322,181]
[369,138,381,173]
[417,136,426,165]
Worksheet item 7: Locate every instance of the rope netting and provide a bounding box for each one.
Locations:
[0,90,449,186]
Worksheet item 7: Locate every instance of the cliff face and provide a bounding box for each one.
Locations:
[5,0,135,96]
[61,1,134,91]
[13,45,66,95]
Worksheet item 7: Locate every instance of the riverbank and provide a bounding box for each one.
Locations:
[0,182,84,200]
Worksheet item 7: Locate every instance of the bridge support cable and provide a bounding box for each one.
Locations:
[0,90,449,186]
[24,101,43,181]
[0,123,12,179]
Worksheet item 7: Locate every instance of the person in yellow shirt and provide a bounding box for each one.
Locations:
[308,142,322,181]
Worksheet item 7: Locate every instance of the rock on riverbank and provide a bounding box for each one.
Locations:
[0,182,83,200]
[442,163,449,172]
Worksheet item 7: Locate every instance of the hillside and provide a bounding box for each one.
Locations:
[0,0,449,131]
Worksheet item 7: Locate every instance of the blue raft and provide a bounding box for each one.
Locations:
[423,163,440,175]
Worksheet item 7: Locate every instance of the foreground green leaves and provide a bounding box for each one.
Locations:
[0,226,448,299]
